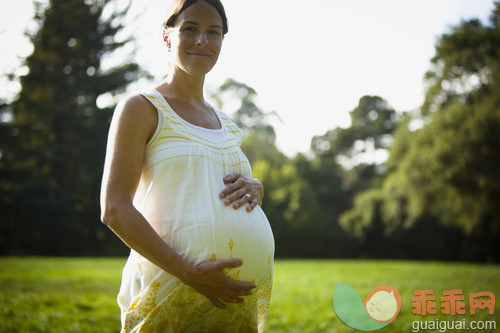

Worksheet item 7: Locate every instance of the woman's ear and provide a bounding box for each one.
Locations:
[162,29,171,50]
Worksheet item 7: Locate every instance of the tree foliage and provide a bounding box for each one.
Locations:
[312,96,397,159]
[211,78,285,165]
[0,0,143,255]
[341,3,500,261]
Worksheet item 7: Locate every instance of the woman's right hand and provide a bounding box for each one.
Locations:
[182,258,256,309]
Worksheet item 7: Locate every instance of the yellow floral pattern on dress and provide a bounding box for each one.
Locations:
[121,239,273,333]
[228,239,235,257]
[122,273,273,332]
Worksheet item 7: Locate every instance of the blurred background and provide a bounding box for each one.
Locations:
[1,0,499,262]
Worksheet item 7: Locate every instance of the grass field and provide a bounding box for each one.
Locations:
[0,257,498,332]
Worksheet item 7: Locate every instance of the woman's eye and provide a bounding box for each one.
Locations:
[209,30,221,36]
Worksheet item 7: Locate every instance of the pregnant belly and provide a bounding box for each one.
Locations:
[165,205,274,281]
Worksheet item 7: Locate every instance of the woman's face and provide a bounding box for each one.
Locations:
[165,1,224,77]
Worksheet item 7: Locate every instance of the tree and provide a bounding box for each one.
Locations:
[341,3,500,261]
[307,96,398,235]
[252,157,353,257]
[0,0,144,255]
[311,95,397,168]
[268,96,399,258]
[211,78,285,165]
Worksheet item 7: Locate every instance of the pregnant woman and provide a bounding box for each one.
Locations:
[99,0,274,332]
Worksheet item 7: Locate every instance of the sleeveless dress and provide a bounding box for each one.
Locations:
[117,89,275,333]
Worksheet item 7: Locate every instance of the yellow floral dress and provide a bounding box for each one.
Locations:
[117,89,275,332]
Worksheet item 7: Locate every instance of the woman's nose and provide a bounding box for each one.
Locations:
[196,32,208,46]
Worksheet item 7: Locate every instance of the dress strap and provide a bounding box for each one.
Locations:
[139,90,168,148]
[140,90,171,116]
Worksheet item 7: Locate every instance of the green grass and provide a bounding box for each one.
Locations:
[268,260,500,332]
[1,257,498,332]
[0,257,124,333]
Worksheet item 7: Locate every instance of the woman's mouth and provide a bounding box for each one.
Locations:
[188,52,211,57]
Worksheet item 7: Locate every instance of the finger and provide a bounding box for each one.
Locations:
[211,258,244,270]
[219,181,244,200]
[228,280,257,291]
[230,190,251,208]
[223,173,241,185]
[220,295,244,304]
[224,188,248,206]
[246,199,258,212]
[233,198,250,210]
[235,191,259,209]
[210,298,227,309]
[240,194,252,209]
[230,287,254,296]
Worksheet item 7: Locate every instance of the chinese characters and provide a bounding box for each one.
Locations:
[412,290,495,316]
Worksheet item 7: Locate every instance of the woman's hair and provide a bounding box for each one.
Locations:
[162,0,228,36]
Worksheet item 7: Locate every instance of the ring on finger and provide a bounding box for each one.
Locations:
[244,193,251,200]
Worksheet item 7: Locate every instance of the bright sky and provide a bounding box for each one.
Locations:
[0,0,496,156]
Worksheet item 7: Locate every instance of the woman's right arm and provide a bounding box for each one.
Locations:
[100,95,255,308]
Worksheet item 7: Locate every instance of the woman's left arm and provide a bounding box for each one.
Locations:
[219,173,264,212]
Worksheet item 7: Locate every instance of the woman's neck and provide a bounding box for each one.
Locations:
[161,69,206,102]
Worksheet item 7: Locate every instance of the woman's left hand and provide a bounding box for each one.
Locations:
[219,173,264,212]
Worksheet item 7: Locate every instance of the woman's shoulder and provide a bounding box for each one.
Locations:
[114,92,158,118]
[118,93,154,111]
[111,93,158,139]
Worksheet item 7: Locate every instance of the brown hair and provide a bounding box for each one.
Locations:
[162,0,228,36]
